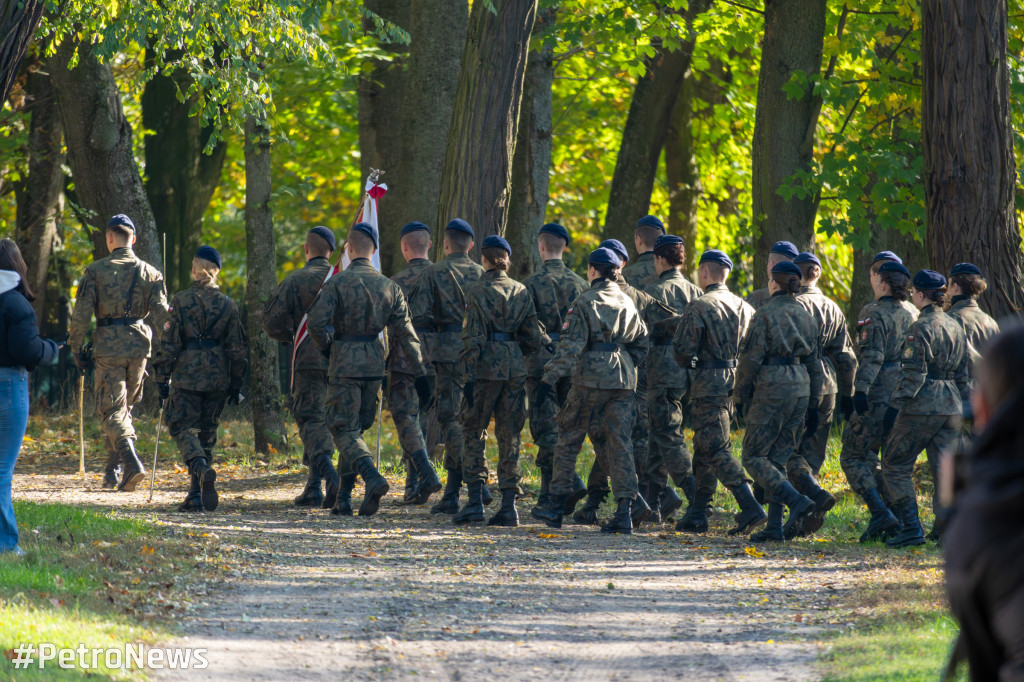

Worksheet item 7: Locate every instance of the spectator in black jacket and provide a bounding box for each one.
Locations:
[0,239,59,556]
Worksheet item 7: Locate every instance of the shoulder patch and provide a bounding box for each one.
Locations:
[162,321,171,331]
[907,335,915,341]
[903,347,914,359]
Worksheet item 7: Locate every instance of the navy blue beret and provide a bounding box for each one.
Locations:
[913,269,946,290]
[950,262,982,277]
[400,221,430,237]
[539,222,570,245]
[589,247,622,268]
[635,215,665,232]
[195,245,221,269]
[600,239,629,263]
[481,235,511,255]
[309,225,336,251]
[351,221,379,249]
[770,241,799,259]
[877,261,911,278]
[872,250,902,265]
[794,252,821,268]
[771,261,803,277]
[445,218,474,238]
[653,234,684,252]
[107,214,136,234]
[699,249,733,269]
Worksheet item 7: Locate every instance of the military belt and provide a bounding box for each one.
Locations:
[437,323,462,333]
[926,370,957,380]
[586,342,622,352]
[881,361,900,369]
[652,337,674,347]
[97,317,144,328]
[763,356,801,366]
[490,332,515,342]
[694,358,738,369]
[413,326,434,335]
[333,333,380,342]
[547,332,560,341]
[183,339,219,350]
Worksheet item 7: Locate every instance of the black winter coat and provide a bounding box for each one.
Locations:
[0,283,58,370]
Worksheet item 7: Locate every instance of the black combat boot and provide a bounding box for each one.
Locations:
[430,469,462,514]
[728,483,767,535]
[331,473,357,516]
[531,494,567,528]
[777,482,815,539]
[177,473,203,512]
[537,467,552,509]
[926,508,948,546]
[630,491,652,527]
[116,438,146,492]
[750,502,785,542]
[402,457,420,503]
[572,488,607,525]
[859,487,899,542]
[886,497,926,548]
[676,487,713,534]
[190,457,218,511]
[102,449,121,489]
[482,484,493,507]
[487,489,519,527]
[563,474,588,515]
[659,485,683,521]
[646,484,664,525]
[680,474,695,505]
[791,472,835,538]
[353,456,390,516]
[409,449,443,504]
[453,481,486,525]
[600,498,633,534]
[294,467,324,507]
[316,454,341,510]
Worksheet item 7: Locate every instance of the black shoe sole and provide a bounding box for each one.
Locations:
[430,498,460,514]
[600,525,632,534]
[358,481,389,516]
[330,504,353,516]
[487,513,519,527]
[117,471,145,492]
[200,469,218,512]
[411,479,444,505]
[675,519,709,534]
[729,509,768,536]
[530,508,562,528]
[571,510,599,526]
[453,513,485,525]
[799,495,836,537]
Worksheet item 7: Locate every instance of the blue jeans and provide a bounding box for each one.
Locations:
[0,366,29,552]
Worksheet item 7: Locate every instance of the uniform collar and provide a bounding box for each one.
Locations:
[799,285,821,295]
[591,278,616,289]
[879,295,895,302]
[921,304,937,315]
[306,256,329,266]
[636,251,654,261]
[770,290,788,298]
[658,268,682,281]
[192,280,219,290]
[349,258,373,268]
[481,269,507,281]
[950,295,974,308]
[542,259,565,270]
[112,247,134,257]
[408,258,430,266]
[704,282,725,293]
[447,252,472,262]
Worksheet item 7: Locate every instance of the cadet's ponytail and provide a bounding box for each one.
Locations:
[951,273,987,298]
[770,272,801,295]
[922,288,946,306]
[591,262,622,282]
[481,246,511,271]
[192,257,220,286]
[880,270,911,301]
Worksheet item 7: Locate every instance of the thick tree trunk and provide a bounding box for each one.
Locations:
[0,0,44,103]
[665,68,700,278]
[435,0,537,260]
[750,0,827,284]
[142,57,228,295]
[602,0,710,253]
[49,38,162,267]
[506,10,554,281]
[244,115,288,455]
[922,0,1024,317]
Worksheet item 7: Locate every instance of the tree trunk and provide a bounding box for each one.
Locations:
[665,68,700,278]
[142,55,228,295]
[922,0,1024,317]
[435,0,537,261]
[0,0,44,103]
[244,114,288,455]
[750,0,827,284]
[506,8,555,281]
[601,0,710,253]
[49,38,162,267]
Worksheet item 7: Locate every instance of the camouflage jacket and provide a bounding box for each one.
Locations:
[673,283,754,399]
[947,296,1000,391]
[460,270,547,383]
[522,259,587,377]
[735,292,823,407]
[852,296,917,402]
[263,256,333,373]
[643,269,702,389]
[306,259,426,380]
[542,278,648,390]
[746,287,770,311]
[623,251,658,290]
[153,282,248,392]
[408,252,484,364]
[797,285,858,397]
[389,258,434,376]
[69,247,169,359]
[890,305,969,416]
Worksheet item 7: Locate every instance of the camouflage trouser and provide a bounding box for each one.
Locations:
[166,387,227,468]
[741,396,808,503]
[93,355,147,447]
[586,387,646,494]
[691,396,748,492]
[387,370,427,456]
[461,379,526,490]
[882,412,960,511]
[646,386,694,488]
[431,362,465,471]
[839,400,888,496]
[551,386,638,500]
[326,377,382,473]
[787,393,836,481]
[291,369,334,467]
[527,375,572,470]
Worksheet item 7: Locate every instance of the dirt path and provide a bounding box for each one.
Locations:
[13,467,864,681]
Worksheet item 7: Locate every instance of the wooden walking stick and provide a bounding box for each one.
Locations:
[78,371,85,474]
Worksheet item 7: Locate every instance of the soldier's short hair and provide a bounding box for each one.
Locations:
[700,261,729,280]
[634,225,662,250]
[306,231,334,257]
[951,273,988,298]
[347,229,375,255]
[401,229,431,254]
[538,232,566,253]
[481,247,510,271]
[978,323,1024,408]
[106,222,133,241]
[444,229,473,253]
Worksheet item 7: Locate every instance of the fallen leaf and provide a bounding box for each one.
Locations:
[744,546,764,558]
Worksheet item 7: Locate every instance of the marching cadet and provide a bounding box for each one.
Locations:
[306,222,436,517]
[734,261,823,542]
[787,252,858,537]
[69,215,169,492]
[531,247,648,534]
[153,247,247,512]
[263,226,341,509]
[881,269,969,547]
[623,215,666,289]
[388,222,438,503]
[945,262,1000,421]
[521,223,587,512]
[672,250,765,534]
[839,259,917,542]
[408,219,489,515]
[746,241,799,311]
[453,236,547,526]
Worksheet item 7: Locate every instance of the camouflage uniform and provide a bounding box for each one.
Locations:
[946,296,999,406]
[459,270,546,490]
[623,251,658,290]
[522,259,587,472]
[543,278,648,501]
[153,282,247,469]
[745,287,771,311]
[839,297,917,496]
[734,293,823,503]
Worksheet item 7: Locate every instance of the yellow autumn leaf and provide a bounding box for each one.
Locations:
[22,436,34,442]
[537,533,565,539]
[744,546,764,558]
[140,546,155,555]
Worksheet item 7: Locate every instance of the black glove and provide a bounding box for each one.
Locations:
[536,381,555,404]
[882,406,899,434]
[805,407,820,434]
[157,382,169,402]
[839,395,855,421]
[462,381,475,408]
[415,375,434,410]
[853,391,870,416]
